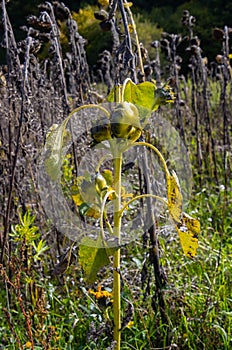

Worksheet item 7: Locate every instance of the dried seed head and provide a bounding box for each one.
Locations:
[151,40,160,49]
[94,10,109,21]
[190,36,201,47]
[213,28,224,40]
[53,1,70,20]
[99,20,112,31]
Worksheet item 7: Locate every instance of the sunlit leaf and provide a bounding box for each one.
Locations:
[107,80,157,113]
[123,1,133,7]
[123,80,157,111]
[167,171,183,224]
[176,212,200,258]
[72,191,84,206]
[79,237,116,282]
[107,79,174,115]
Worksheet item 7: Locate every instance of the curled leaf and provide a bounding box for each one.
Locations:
[95,172,108,194]
[44,124,71,181]
[167,171,183,224]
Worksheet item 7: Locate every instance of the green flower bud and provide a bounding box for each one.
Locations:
[94,10,109,21]
[95,172,108,194]
[110,102,141,140]
[91,119,111,143]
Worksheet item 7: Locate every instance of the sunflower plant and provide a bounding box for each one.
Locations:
[43,78,200,350]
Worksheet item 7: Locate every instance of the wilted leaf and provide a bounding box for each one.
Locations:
[167,171,183,224]
[176,212,200,258]
[79,237,116,282]
[153,86,175,109]
[44,124,71,181]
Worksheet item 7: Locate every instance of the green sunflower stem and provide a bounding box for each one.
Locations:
[120,193,168,217]
[134,141,171,178]
[113,147,123,350]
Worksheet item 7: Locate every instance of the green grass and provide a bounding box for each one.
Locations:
[0,173,231,349]
[0,129,231,349]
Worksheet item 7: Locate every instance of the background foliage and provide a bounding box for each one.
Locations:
[1,0,232,64]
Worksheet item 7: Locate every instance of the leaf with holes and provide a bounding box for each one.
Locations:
[176,212,200,258]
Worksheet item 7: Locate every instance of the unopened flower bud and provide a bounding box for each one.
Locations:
[110,102,141,140]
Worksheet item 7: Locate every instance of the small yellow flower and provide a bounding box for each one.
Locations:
[89,285,113,300]
[25,341,32,349]
[126,320,134,328]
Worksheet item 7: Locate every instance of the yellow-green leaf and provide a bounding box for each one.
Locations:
[107,80,157,112]
[79,237,112,282]
[107,80,174,114]
[98,0,109,7]
[176,212,200,258]
[167,171,183,224]
[72,192,84,206]
[102,169,113,186]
